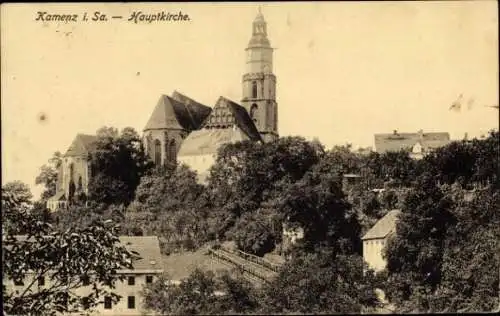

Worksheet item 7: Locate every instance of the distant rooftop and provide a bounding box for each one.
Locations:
[374,130,451,153]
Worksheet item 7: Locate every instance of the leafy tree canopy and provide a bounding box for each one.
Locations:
[88,126,154,206]
[35,151,63,201]
[260,247,380,314]
[2,183,139,316]
[142,269,259,315]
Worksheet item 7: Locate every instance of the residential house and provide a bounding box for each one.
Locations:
[3,236,163,315]
[374,129,451,159]
[362,209,401,272]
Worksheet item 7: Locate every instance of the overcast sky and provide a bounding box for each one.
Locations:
[2,1,498,198]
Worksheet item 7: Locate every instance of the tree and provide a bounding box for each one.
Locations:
[87,174,130,207]
[123,165,210,253]
[424,185,498,312]
[313,145,361,176]
[260,247,380,314]
[470,130,499,188]
[142,269,259,315]
[88,126,154,206]
[206,136,324,240]
[2,181,33,204]
[275,167,360,254]
[417,130,499,188]
[2,184,139,315]
[52,203,126,233]
[382,131,500,313]
[230,207,279,256]
[214,270,260,314]
[383,175,457,312]
[134,164,204,214]
[35,151,63,201]
[378,151,416,185]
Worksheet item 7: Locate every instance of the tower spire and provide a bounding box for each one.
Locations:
[241,8,278,142]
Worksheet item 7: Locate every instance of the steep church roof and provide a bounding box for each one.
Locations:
[171,91,213,129]
[177,97,262,157]
[143,93,211,131]
[64,134,98,157]
[374,130,451,153]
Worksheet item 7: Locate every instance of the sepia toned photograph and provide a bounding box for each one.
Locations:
[1,1,499,315]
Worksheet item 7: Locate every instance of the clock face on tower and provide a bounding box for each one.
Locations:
[263,64,270,73]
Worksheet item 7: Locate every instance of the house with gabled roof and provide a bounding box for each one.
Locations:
[47,134,97,211]
[362,209,401,272]
[4,236,163,315]
[374,129,451,159]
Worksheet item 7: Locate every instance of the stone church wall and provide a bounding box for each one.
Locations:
[60,155,90,199]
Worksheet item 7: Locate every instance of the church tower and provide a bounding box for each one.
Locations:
[241,8,279,142]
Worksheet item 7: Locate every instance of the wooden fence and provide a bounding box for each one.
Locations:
[207,248,274,284]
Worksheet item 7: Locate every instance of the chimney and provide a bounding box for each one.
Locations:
[418,129,424,140]
[464,132,468,140]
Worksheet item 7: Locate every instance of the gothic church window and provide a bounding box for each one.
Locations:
[154,140,161,165]
[68,164,76,203]
[169,139,176,163]
[250,104,258,123]
[252,81,258,98]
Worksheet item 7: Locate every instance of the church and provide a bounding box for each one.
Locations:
[142,9,279,182]
[47,10,279,210]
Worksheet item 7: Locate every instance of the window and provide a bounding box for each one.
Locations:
[81,297,90,310]
[61,293,69,309]
[127,296,136,309]
[154,139,161,165]
[14,279,24,286]
[38,276,45,287]
[77,176,83,191]
[252,81,258,98]
[82,275,90,286]
[146,275,154,284]
[274,105,278,129]
[250,104,258,123]
[169,139,176,163]
[104,296,112,309]
[128,276,135,286]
